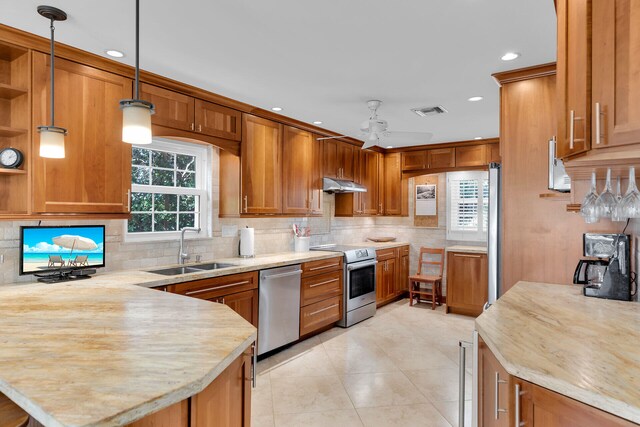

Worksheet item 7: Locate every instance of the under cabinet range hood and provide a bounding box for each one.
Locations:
[322,177,367,193]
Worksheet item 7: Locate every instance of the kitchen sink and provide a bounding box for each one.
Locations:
[147,262,237,276]
[147,266,206,276]
[192,262,236,270]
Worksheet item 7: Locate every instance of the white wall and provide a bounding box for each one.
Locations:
[0,149,484,291]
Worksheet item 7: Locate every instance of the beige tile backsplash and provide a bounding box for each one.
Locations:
[0,150,484,292]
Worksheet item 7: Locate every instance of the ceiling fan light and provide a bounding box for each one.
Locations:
[38,126,67,158]
[120,100,155,145]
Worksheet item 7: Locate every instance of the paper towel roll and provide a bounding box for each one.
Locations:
[240,227,255,258]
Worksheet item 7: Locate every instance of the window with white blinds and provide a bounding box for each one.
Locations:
[446,171,489,242]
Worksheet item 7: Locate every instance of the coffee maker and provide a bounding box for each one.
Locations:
[573,233,633,301]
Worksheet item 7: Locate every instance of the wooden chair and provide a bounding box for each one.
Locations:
[0,393,29,427]
[408,247,445,310]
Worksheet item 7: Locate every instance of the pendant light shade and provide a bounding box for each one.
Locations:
[38,126,67,158]
[120,0,155,145]
[120,100,153,145]
[37,5,68,159]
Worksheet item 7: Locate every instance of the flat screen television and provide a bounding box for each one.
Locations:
[20,225,105,277]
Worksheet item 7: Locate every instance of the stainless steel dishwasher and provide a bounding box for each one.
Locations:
[258,264,302,355]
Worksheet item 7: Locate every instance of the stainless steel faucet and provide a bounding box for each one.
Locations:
[178,227,201,264]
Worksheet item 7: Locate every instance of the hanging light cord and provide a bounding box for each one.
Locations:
[134,0,140,100]
[49,17,55,126]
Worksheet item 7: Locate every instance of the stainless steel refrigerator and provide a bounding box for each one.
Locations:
[487,162,502,307]
[459,162,501,427]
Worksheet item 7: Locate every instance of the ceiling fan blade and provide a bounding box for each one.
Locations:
[316,135,349,141]
[361,139,378,150]
[380,131,433,144]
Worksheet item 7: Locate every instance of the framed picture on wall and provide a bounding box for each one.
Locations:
[415,184,437,216]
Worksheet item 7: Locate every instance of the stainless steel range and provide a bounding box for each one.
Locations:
[310,244,377,327]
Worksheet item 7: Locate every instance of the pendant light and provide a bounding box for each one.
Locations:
[119,0,154,145]
[36,5,68,159]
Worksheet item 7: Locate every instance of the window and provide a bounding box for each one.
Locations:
[446,171,489,242]
[126,139,211,241]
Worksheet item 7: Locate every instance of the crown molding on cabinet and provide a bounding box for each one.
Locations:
[492,62,556,87]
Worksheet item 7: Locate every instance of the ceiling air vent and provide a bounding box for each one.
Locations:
[411,105,448,117]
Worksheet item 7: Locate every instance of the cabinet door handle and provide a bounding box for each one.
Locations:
[379,203,383,214]
[309,263,340,271]
[251,342,257,388]
[515,383,525,427]
[495,372,508,420]
[243,195,248,213]
[309,278,339,288]
[308,303,339,316]
[595,102,603,145]
[184,280,251,296]
[569,110,575,150]
[190,122,195,131]
[453,254,481,258]
[198,124,202,132]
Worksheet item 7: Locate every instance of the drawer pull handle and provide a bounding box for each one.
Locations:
[453,254,481,258]
[495,372,508,420]
[309,278,339,288]
[308,263,340,271]
[185,280,251,296]
[308,303,339,316]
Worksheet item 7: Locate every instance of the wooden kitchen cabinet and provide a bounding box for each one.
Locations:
[170,272,259,327]
[300,256,343,337]
[140,84,241,141]
[398,245,410,295]
[240,114,282,214]
[335,150,380,216]
[310,134,324,214]
[140,83,194,132]
[382,153,408,216]
[376,247,398,306]
[446,251,488,316]
[32,52,132,214]
[401,150,428,171]
[190,349,252,427]
[591,0,640,149]
[323,139,357,180]
[479,336,635,427]
[282,126,321,215]
[455,145,487,168]
[427,147,456,169]
[488,142,501,163]
[556,0,591,158]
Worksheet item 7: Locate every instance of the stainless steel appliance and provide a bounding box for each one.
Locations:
[486,162,502,310]
[322,177,367,193]
[310,244,377,327]
[257,264,302,355]
[573,233,634,301]
[548,137,571,192]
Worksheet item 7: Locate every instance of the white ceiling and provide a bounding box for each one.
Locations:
[1,0,557,147]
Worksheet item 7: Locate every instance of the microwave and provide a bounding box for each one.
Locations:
[548,138,571,193]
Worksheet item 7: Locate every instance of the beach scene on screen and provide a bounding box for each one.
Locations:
[22,227,104,273]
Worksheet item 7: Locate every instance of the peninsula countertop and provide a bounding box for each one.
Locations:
[476,281,640,424]
[0,281,256,427]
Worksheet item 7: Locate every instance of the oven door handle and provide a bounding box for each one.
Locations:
[347,261,378,271]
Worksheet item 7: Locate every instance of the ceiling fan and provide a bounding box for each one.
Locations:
[317,100,433,149]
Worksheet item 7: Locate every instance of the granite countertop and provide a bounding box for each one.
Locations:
[0,281,257,427]
[476,281,640,424]
[9,251,342,289]
[445,245,487,253]
[348,241,410,250]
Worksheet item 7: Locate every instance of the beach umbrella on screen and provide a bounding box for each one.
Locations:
[52,235,97,260]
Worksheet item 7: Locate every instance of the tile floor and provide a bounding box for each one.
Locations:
[252,299,475,427]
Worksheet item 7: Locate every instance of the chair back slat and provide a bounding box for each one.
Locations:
[416,247,445,276]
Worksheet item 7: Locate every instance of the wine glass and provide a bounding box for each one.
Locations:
[595,168,617,218]
[611,175,627,222]
[620,167,640,218]
[581,172,599,223]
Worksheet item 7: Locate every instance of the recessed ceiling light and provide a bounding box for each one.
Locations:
[313,121,323,125]
[105,49,125,58]
[468,96,483,102]
[271,107,283,112]
[474,136,483,140]
[386,145,393,149]
[501,52,520,61]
